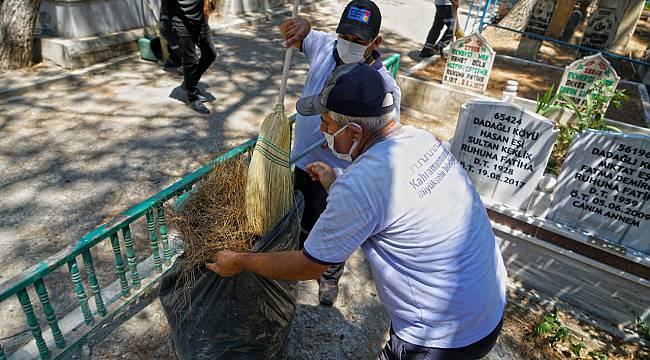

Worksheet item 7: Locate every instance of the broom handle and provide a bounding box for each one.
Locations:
[290,138,326,164]
[277,0,301,105]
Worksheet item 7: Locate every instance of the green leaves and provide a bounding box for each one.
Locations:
[635,317,650,341]
[536,80,629,175]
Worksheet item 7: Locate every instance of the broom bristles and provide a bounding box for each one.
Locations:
[245,103,294,236]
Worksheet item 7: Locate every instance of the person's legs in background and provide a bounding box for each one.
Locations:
[435,5,455,52]
[294,168,343,306]
[160,18,182,69]
[174,20,214,114]
[420,5,453,58]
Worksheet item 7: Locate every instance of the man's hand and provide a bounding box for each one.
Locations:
[451,0,460,9]
[307,161,336,192]
[279,16,311,48]
[206,250,244,277]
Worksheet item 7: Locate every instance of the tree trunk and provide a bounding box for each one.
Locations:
[485,0,538,37]
[0,0,42,70]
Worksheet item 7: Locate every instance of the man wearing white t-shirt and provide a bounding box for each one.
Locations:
[280,0,401,306]
[207,63,507,359]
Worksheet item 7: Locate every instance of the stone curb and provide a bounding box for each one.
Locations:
[0,0,332,98]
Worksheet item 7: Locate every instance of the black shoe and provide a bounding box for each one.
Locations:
[318,281,338,306]
[163,58,181,69]
[181,82,207,103]
[419,47,442,58]
[188,99,209,114]
[419,48,434,58]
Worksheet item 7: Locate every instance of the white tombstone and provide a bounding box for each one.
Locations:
[450,100,559,210]
[548,130,650,253]
[556,53,620,109]
[442,33,495,93]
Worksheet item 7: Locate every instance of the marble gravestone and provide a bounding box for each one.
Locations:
[581,5,618,51]
[516,0,557,60]
[556,53,620,109]
[548,130,650,253]
[450,100,559,210]
[442,33,495,93]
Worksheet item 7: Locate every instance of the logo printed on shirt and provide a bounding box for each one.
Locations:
[347,6,371,24]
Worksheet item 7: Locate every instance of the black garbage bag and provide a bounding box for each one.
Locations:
[159,193,304,360]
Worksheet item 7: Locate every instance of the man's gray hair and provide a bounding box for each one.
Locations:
[329,109,397,133]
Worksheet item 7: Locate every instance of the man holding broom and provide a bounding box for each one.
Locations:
[207,63,506,359]
[280,0,401,306]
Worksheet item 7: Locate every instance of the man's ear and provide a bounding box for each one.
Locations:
[348,123,364,142]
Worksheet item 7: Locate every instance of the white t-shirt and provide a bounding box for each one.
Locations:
[304,125,507,348]
[292,29,401,171]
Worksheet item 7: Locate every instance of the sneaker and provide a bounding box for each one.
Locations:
[187,99,209,114]
[181,82,207,103]
[419,48,434,58]
[318,281,339,306]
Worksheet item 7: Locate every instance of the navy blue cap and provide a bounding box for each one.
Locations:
[296,63,394,117]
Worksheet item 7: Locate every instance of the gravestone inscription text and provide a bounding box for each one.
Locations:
[442,33,495,92]
[549,130,650,253]
[451,100,558,209]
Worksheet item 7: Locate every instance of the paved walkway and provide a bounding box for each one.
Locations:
[0,1,497,358]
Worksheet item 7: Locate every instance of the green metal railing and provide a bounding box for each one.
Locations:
[0,54,400,360]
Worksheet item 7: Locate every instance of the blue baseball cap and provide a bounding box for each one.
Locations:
[296,63,395,117]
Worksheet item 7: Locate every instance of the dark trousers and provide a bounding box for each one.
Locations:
[294,168,345,283]
[423,5,455,51]
[379,317,503,360]
[160,18,181,63]
[172,18,216,102]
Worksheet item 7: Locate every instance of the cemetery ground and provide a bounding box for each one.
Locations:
[481,8,650,81]
[1,2,649,360]
[411,57,646,128]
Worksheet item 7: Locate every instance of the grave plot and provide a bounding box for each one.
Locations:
[480,6,650,80]
[410,56,646,128]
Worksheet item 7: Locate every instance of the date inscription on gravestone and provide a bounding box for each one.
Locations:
[442,33,495,92]
[451,100,558,209]
[549,130,650,253]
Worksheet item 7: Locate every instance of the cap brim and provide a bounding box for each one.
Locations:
[296,95,328,116]
[336,22,375,42]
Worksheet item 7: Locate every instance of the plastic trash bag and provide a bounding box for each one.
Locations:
[160,193,304,360]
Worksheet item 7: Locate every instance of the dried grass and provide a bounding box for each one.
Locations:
[168,155,258,270]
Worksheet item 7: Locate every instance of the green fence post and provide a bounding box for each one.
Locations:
[81,250,106,317]
[146,210,163,273]
[157,205,172,266]
[122,225,141,290]
[109,233,130,298]
[67,259,94,325]
[34,280,65,349]
[16,289,51,359]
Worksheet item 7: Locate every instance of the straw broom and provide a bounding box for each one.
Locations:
[245,0,300,236]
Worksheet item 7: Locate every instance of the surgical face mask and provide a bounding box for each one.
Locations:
[336,37,370,64]
[322,123,360,162]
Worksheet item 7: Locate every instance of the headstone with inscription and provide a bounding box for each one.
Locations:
[581,5,617,52]
[450,100,559,210]
[556,53,620,108]
[516,0,557,60]
[442,33,495,93]
[548,130,650,253]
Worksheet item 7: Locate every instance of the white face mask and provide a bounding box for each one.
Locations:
[322,123,360,162]
[336,37,370,64]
